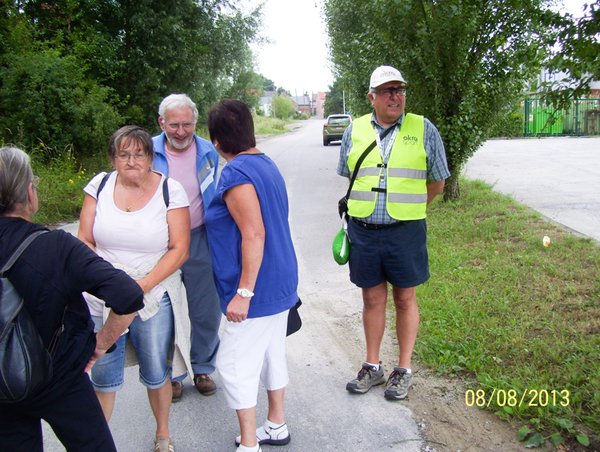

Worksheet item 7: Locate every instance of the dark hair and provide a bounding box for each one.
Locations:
[107,125,154,161]
[208,99,256,155]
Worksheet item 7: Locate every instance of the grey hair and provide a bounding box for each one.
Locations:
[0,146,34,215]
[158,94,199,122]
[369,88,377,98]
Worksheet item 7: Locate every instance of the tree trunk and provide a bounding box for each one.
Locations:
[443,170,460,201]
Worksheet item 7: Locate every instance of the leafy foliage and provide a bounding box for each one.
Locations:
[222,70,265,111]
[537,2,600,109]
[325,0,552,199]
[0,50,122,156]
[271,95,296,119]
[0,0,263,156]
[323,79,346,117]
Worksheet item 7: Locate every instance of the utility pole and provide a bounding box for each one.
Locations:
[343,90,346,114]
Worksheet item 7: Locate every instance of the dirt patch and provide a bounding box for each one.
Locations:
[402,365,554,452]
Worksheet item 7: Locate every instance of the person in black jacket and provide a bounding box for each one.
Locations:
[0,146,145,452]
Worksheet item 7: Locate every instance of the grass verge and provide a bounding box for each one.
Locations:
[411,178,600,449]
[253,114,294,136]
[196,115,295,141]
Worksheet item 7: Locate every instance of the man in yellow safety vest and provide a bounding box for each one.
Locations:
[337,65,450,400]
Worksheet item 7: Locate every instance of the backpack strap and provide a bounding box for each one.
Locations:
[1,229,66,357]
[95,171,112,198]
[96,171,169,208]
[1,230,49,275]
[162,177,170,208]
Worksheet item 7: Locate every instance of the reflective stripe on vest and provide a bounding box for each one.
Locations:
[347,113,427,221]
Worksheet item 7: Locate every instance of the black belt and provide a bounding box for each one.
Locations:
[351,217,405,230]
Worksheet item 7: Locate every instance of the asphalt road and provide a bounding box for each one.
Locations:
[463,136,600,244]
[43,118,423,452]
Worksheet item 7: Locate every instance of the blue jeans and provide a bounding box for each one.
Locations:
[91,293,174,391]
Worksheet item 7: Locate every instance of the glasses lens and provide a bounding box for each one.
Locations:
[117,153,147,161]
[380,88,406,97]
[32,176,40,189]
[166,122,195,131]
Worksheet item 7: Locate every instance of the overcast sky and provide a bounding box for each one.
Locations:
[247,0,590,96]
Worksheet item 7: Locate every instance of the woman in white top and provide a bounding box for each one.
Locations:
[78,125,191,452]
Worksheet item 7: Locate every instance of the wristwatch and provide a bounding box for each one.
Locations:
[237,288,254,298]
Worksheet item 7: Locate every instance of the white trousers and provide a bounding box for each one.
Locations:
[217,310,289,410]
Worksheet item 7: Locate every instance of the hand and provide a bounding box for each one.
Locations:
[85,348,106,373]
[226,295,251,323]
[136,278,149,294]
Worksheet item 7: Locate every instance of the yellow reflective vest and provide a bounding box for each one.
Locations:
[347,113,427,221]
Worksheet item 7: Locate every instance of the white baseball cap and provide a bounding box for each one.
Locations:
[370,65,406,89]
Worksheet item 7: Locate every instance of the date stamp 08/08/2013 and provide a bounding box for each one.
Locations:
[465,389,570,408]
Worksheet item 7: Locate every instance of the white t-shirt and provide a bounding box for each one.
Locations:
[83,171,189,316]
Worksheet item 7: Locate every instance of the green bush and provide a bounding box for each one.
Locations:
[489,106,524,138]
[0,50,122,159]
[271,96,295,119]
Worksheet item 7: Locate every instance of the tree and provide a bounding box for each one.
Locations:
[1,0,263,151]
[538,2,600,109]
[257,74,276,91]
[325,0,552,200]
[271,95,295,119]
[0,50,122,156]
[323,79,345,117]
[222,70,264,111]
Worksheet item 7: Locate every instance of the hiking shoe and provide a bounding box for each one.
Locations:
[235,422,291,446]
[193,374,216,396]
[346,362,385,394]
[384,367,412,400]
[171,381,183,403]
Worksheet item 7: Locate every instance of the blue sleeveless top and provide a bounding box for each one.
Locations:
[205,153,298,318]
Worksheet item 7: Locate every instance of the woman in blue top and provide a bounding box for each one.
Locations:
[205,99,298,452]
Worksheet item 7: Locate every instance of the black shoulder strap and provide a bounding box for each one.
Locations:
[1,230,49,276]
[162,177,169,208]
[345,125,395,199]
[97,172,169,208]
[96,172,112,198]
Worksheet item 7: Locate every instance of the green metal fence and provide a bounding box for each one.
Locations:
[524,98,600,136]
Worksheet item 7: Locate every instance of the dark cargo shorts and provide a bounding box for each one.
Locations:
[347,218,430,289]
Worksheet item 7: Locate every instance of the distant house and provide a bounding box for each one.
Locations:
[291,95,312,115]
[313,92,326,117]
[259,91,277,116]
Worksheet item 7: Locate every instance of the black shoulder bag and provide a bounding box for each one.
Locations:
[0,230,63,403]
